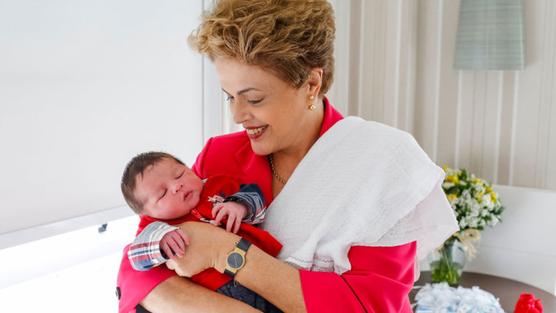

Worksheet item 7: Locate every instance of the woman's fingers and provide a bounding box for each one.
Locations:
[169,222,234,276]
[166,259,188,277]
[166,259,176,271]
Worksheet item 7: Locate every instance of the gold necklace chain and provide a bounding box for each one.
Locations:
[268,154,287,185]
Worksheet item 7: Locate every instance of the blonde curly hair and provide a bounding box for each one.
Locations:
[189,0,335,95]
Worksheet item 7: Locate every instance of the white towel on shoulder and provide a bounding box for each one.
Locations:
[262,117,459,274]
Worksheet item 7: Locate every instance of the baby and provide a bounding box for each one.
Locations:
[121,151,282,312]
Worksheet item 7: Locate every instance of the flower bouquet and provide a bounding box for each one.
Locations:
[429,167,504,285]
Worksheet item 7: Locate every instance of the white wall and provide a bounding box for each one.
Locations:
[328,0,556,192]
[0,0,204,239]
[328,0,418,132]
[465,185,556,295]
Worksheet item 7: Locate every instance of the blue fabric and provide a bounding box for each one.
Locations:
[217,281,283,313]
[225,183,266,223]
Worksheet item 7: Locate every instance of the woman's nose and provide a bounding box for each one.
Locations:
[231,101,249,124]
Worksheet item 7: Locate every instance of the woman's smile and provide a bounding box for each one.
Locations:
[245,125,268,140]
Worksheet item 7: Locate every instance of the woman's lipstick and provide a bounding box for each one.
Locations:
[245,126,268,140]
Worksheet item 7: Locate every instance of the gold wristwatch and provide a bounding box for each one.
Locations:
[224,238,251,278]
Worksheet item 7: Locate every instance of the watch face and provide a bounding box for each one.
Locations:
[227,252,244,269]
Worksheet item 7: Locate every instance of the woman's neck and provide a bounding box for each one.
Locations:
[271,99,324,195]
[280,104,322,160]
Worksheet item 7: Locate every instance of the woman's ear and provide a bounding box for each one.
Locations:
[306,68,323,98]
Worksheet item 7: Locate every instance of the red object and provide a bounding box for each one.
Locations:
[514,293,543,313]
[116,98,417,313]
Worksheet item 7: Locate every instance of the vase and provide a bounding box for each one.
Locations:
[429,238,467,286]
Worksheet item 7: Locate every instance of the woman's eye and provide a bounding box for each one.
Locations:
[248,98,263,105]
[176,171,184,179]
[225,95,234,103]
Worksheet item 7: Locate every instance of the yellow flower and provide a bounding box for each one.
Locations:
[490,192,497,202]
[446,175,459,184]
[447,194,458,202]
[486,186,493,193]
[476,191,484,203]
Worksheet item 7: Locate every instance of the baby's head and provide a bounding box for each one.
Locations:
[121,152,203,220]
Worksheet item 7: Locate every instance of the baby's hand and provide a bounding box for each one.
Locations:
[212,202,247,233]
[160,229,189,259]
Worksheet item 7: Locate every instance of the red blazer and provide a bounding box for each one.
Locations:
[117,98,416,313]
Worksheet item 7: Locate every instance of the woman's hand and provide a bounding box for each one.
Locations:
[166,221,307,312]
[166,221,239,277]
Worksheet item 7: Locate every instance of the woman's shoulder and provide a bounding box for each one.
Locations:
[198,131,249,158]
[366,121,428,161]
[207,131,249,150]
[193,131,252,178]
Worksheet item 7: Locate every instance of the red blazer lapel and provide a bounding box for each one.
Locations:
[234,139,274,205]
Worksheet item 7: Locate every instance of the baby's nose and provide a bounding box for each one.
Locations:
[173,183,183,193]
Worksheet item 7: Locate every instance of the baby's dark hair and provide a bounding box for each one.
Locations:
[121,151,185,214]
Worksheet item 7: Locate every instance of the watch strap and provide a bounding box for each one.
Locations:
[237,237,252,252]
[224,268,236,277]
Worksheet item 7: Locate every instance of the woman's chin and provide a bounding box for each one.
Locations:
[249,142,272,156]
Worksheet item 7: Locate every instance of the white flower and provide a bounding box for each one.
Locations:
[489,217,499,227]
[443,182,455,189]
[441,167,504,233]
[482,195,492,206]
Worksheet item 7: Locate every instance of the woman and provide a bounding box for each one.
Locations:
[116,1,458,312]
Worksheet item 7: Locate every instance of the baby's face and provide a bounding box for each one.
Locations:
[134,157,203,220]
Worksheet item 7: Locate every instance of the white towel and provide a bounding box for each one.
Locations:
[262,117,459,274]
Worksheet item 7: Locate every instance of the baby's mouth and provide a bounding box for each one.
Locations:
[183,191,193,201]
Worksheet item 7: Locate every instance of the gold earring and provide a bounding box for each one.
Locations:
[308,95,316,110]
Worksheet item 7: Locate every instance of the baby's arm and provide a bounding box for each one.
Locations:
[127,221,189,271]
[226,184,267,224]
[211,184,267,233]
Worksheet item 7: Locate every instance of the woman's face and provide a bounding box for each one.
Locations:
[214,58,316,156]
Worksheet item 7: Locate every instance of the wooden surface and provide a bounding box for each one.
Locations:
[412,271,555,312]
